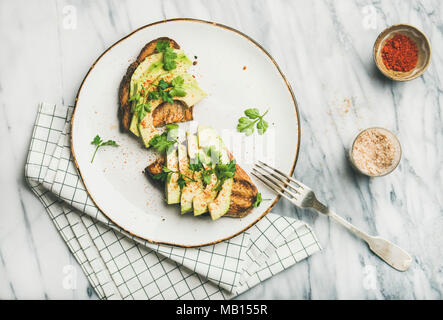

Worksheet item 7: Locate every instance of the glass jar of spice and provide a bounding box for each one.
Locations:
[349,127,402,177]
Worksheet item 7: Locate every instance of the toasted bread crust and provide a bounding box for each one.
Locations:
[144,156,258,218]
[118,37,181,132]
[224,163,258,218]
[152,101,194,127]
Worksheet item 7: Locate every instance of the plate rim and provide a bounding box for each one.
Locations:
[70,18,301,247]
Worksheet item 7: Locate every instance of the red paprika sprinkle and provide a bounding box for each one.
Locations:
[381,34,418,72]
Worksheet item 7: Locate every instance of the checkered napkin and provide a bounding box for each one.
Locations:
[25,103,321,300]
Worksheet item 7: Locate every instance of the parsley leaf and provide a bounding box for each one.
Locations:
[153,166,195,189]
[145,76,186,106]
[189,155,204,172]
[155,41,170,52]
[165,124,179,131]
[244,108,261,119]
[157,79,170,90]
[91,135,101,146]
[156,41,178,71]
[152,168,170,183]
[171,76,184,87]
[237,117,255,136]
[253,192,271,208]
[169,87,186,97]
[237,108,270,136]
[213,160,236,191]
[149,133,176,153]
[129,91,141,102]
[133,102,151,121]
[205,146,221,165]
[163,48,177,71]
[149,124,180,154]
[257,118,269,135]
[148,90,160,101]
[177,175,187,189]
[202,169,214,186]
[90,135,118,163]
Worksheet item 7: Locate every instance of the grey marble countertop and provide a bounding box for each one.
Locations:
[1,0,442,300]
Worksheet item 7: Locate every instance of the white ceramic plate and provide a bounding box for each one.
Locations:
[71,19,300,247]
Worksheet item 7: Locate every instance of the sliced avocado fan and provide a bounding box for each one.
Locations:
[128,48,207,148]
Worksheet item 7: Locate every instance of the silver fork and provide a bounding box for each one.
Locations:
[252,161,412,272]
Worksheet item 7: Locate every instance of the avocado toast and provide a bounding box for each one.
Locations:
[120,38,257,219]
[119,37,207,146]
[145,125,258,220]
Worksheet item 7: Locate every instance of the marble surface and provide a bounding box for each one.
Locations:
[1,0,442,300]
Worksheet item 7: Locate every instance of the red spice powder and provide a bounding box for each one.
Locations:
[381,34,418,72]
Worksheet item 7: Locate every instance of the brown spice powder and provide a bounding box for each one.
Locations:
[352,129,399,176]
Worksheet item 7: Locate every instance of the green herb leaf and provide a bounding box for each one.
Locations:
[163,59,176,71]
[157,79,170,90]
[171,76,184,87]
[189,156,204,172]
[149,133,176,154]
[253,193,263,207]
[237,108,270,136]
[154,166,194,188]
[202,170,213,186]
[90,135,119,163]
[91,135,102,146]
[257,119,269,135]
[156,41,178,71]
[177,175,187,189]
[152,171,169,182]
[244,108,261,119]
[163,47,178,71]
[169,87,187,97]
[129,91,141,103]
[156,41,170,52]
[148,91,160,101]
[237,117,255,136]
[213,160,236,191]
[159,89,174,104]
[100,140,118,147]
[253,192,271,208]
[205,146,221,165]
[165,124,179,131]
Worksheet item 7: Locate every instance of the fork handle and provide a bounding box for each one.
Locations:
[327,210,412,271]
[327,210,372,242]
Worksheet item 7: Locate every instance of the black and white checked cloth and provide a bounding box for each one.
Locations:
[25,103,321,300]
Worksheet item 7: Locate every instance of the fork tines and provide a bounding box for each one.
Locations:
[251,161,304,203]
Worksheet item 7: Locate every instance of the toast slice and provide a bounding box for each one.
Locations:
[144,153,258,218]
[118,37,194,132]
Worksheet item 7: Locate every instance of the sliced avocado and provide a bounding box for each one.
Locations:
[186,131,199,159]
[208,178,233,220]
[192,126,221,216]
[129,54,162,137]
[178,143,196,213]
[129,50,193,140]
[197,125,219,149]
[208,141,233,220]
[138,112,158,148]
[175,73,207,108]
[131,50,191,84]
[165,144,181,204]
[181,180,202,214]
[197,125,223,165]
[129,113,140,137]
[128,81,141,136]
[138,71,207,148]
[193,173,217,216]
